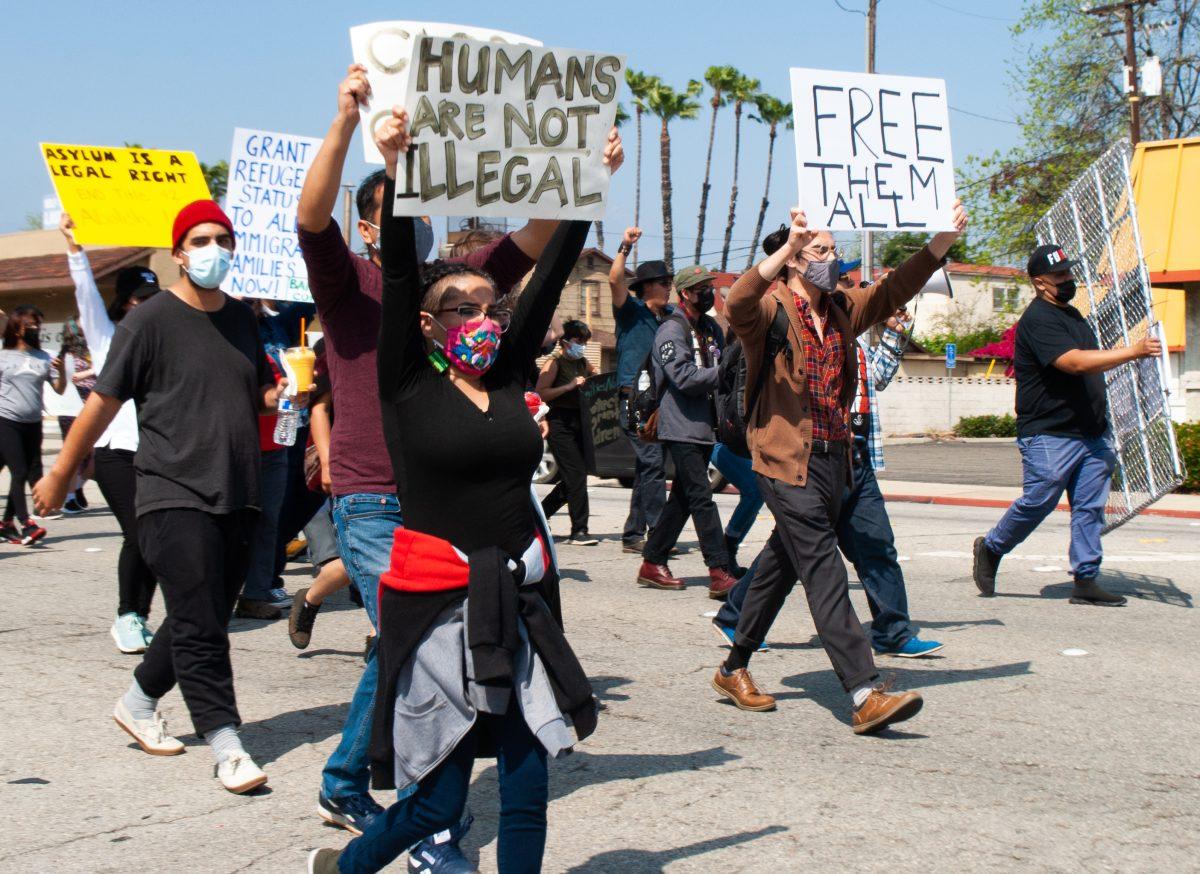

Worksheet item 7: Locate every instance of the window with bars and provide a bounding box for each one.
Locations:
[992,286,1020,312]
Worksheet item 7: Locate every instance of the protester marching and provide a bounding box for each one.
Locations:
[5,6,1198,872]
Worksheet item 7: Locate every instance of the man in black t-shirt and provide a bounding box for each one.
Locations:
[35,200,289,795]
[972,243,1161,606]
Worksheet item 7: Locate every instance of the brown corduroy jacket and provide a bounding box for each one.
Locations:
[725,247,942,487]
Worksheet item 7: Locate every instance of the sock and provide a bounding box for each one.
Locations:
[204,724,245,764]
[851,685,874,709]
[723,644,753,674]
[122,679,158,721]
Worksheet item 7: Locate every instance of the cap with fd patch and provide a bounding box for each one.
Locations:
[1026,243,1079,278]
[674,265,717,291]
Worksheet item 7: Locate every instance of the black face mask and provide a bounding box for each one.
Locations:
[1053,278,1077,303]
[22,327,41,348]
[689,287,715,314]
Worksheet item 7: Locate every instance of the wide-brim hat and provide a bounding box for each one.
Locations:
[629,259,672,291]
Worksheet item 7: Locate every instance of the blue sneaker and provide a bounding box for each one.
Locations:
[408,812,475,873]
[876,637,945,658]
[317,792,384,836]
[711,620,769,652]
[111,613,148,654]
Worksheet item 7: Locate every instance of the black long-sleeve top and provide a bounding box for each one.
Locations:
[377,177,590,558]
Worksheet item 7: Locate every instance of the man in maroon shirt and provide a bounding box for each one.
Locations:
[296,63,621,856]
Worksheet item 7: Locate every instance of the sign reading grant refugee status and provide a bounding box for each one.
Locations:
[222,127,321,302]
[394,36,626,221]
[789,68,957,232]
[40,143,211,248]
[351,21,542,165]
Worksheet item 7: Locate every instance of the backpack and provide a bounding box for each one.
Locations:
[716,303,791,458]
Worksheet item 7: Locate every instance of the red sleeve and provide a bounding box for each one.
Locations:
[299,220,358,316]
[453,234,535,295]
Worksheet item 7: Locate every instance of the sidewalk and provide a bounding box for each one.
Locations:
[878,479,1200,520]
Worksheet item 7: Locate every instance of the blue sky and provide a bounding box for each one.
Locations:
[3,0,1035,262]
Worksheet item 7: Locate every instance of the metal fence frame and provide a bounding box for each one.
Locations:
[1035,140,1185,533]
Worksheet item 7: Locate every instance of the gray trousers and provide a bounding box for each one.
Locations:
[735,452,879,693]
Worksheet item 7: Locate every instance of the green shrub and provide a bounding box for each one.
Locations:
[954,414,1018,438]
[1176,421,1200,493]
[917,327,1005,356]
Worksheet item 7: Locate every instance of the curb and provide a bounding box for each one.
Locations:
[881,491,1200,521]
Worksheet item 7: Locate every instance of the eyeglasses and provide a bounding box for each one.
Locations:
[436,303,513,333]
[801,243,839,260]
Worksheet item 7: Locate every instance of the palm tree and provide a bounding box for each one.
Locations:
[594,102,630,251]
[624,69,661,265]
[695,65,738,263]
[720,74,761,271]
[646,80,701,272]
[745,95,794,271]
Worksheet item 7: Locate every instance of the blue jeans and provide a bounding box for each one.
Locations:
[984,433,1116,580]
[321,493,402,802]
[241,448,289,601]
[717,455,915,650]
[711,443,763,541]
[339,702,548,874]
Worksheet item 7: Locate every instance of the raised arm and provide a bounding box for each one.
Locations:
[609,227,641,310]
[61,214,115,348]
[496,221,592,379]
[375,110,426,397]
[728,207,813,348]
[297,64,370,234]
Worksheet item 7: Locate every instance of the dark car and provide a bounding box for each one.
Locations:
[536,436,727,492]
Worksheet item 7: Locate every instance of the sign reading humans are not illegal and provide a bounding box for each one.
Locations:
[40,143,211,248]
[350,21,542,165]
[221,127,322,303]
[394,36,626,221]
[789,68,957,232]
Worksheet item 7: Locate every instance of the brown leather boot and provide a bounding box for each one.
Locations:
[852,688,923,735]
[707,567,738,600]
[711,667,777,712]
[637,561,684,590]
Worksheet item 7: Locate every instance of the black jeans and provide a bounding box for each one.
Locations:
[541,408,590,536]
[340,700,548,873]
[735,453,879,693]
[643,441,728,569]
[93,447,157,618]
[0,417,42,522]
[134,508,257,735]
[273,425,327,581]
[619,398,665,544]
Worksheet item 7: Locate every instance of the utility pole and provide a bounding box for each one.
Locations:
[341,185,353,246]
[862,0,878,283]
[1085,0,1157,146]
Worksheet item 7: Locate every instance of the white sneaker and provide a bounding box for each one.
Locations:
[215,753,267,794]
[111,613,148,654]
[113,699,184,756]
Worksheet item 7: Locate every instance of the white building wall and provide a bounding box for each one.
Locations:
[876,376,1017,436]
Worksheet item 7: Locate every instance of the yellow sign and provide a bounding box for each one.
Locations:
[41,143,212,248]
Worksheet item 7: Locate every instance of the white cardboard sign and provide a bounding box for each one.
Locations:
[392,35,625,221]
[350,21,542,165]
[790,68,957,232]
[222,127,322,302]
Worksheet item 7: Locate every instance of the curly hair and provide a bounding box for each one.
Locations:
[419,260,501,313]
[561,318,592,342]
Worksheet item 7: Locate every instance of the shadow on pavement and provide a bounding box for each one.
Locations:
[775,660,1034,724]
[1093,570,1192,608]
[589,675,633,703]
[560,825,789,872]
[241,702,349,766]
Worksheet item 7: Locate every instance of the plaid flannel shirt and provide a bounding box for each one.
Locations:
[793,293,849,442]
[855,327,905,471]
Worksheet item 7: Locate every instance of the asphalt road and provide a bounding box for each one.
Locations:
[2,482,1197,872]
[876,440,1023,487]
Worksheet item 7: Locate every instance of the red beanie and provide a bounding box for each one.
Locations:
[172,200,234,250]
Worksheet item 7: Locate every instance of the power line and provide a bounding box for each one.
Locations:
[921,0,1017,22]
[832,0,868,15]
[949,105,1021,125]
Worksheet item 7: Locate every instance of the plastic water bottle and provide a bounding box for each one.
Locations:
[273,396,299,446]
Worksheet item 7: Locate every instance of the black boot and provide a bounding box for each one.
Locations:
[724,534,747,579]
[1070,577,1127,606]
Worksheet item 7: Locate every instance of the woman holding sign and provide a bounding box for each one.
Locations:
[308,109,620,874]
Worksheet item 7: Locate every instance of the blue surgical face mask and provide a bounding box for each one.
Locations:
[565,342,587,360]
[185,243,233,289]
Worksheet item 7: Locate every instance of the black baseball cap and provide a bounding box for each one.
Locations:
[628,260,671,292]
[1027,243,1079,278]
[108,265,161,321]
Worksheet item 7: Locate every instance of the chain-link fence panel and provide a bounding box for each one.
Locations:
[1035,140,1185,533]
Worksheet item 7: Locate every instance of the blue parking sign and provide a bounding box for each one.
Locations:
[946,343,957,370]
